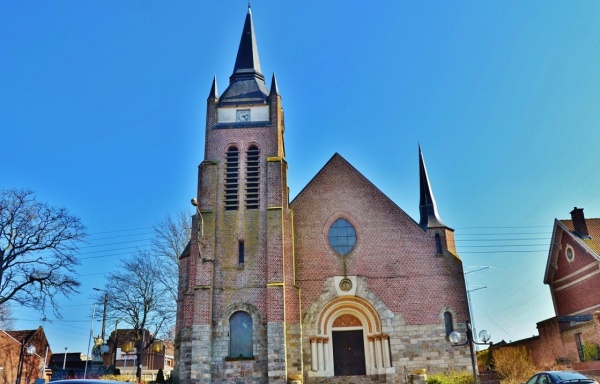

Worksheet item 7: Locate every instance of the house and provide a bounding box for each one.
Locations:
[102,329,174,376]
[491,207,600,370]
[0,326,52,384]
[175,6,472,384]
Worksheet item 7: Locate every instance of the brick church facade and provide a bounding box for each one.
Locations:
[175,7,472,384]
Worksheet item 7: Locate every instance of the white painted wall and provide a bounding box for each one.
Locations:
[217,106,270,123]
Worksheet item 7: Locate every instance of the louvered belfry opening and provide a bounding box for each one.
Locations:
[245,145,260,209]
[224,146,239,210]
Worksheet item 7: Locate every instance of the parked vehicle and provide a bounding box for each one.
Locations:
[525,371,599,384]
[49,380,130,384]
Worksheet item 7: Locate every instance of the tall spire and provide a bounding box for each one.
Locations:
[231,6,264,83]
[418,145,446,229]
[218,6,269,105]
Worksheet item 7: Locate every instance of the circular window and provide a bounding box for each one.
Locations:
[328,218,356,255]
[566,246,575,262]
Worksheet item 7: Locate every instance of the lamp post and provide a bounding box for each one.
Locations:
[16,343,48,384]
[121,341,134,379]
[113,320,120,371]
[191,198,204,238]
[93,288,109,345]
[151,340,164,371]
[16,339,35,384]
[26,344,49,379]
[449,320,492,384]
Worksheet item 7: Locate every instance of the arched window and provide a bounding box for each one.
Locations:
[245,145,260,209]
[224,146,239,210]
[444,311,453,337]
[230,311,253,358]
[435,233,443,255]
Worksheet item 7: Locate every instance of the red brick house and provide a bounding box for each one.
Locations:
[100,329,175,375]
[175,7,471,384]
[491,208,600,369]
[0,327,52,384]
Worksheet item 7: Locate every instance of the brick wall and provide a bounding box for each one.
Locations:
[552,234,600,316]
[291,154,469,325]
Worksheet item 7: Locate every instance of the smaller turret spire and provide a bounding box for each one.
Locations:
[208,76,218,99]
[269,73,280,97]
[418,145,447,229]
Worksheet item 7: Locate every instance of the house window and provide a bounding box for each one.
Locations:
[246,145,260,209]
[238,241,245,265]
[444,312,453,337]
[575,333,584,361]
[328,218,357,256]
[435,233,443,255]
[566,245,575,262]
[224,146,239,210]
[230,311,253,358]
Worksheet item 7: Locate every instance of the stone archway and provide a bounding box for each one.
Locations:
[308,296,392,377]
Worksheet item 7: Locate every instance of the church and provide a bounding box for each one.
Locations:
[175,7,472,384]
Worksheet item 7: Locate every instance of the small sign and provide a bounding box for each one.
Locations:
[116,348,137,361]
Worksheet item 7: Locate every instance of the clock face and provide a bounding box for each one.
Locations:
[236,109,251,122]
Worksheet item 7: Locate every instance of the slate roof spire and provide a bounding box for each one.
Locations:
[231,5,264,83]
[208,75,218,99]
[418,145,447,229]
[269,72,280,97]
[218,6,269,105]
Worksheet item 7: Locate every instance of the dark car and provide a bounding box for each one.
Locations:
[525,371,599,384]
[49,380,130,384]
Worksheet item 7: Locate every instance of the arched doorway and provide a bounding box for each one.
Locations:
[309,297,392,377]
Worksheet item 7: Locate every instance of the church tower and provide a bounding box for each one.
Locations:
[175,7,300,384]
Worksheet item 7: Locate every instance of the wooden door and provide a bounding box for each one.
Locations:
[332,330,366,376]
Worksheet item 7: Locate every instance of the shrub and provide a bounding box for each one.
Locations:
[492,346,536,384]
[582,342,600,362]
[100,374,137,382]
[426,371,474,384]
[156,369,165,384]
[477,348,493,372]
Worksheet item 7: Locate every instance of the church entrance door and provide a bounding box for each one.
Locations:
[332,330,366,376]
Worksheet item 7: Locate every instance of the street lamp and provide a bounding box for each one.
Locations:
[449,320,492,384]
[93,288,109,346]
[121,341,134,379]
[191,198,204,238]
[26,344,49,379]
[16,339,43,384]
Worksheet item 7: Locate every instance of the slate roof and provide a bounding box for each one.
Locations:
[218,6,269,106]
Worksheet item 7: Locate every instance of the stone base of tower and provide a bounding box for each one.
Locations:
[176,325,213,383]
[267,322,287,383]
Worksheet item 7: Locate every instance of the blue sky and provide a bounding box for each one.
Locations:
[2,1,600,356]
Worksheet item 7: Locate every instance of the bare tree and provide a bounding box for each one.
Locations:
[151,210,191,301]
[0,303,13,329]
[94,211,190,373]
[101,250,175,380]
[0,189,86,317]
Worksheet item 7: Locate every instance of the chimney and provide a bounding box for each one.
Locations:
[570,207,590,238]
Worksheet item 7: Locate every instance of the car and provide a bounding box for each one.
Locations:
[49,380,131,384]
[525,371,599,384]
